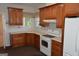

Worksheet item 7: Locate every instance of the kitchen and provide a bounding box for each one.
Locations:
[0,3,79,56]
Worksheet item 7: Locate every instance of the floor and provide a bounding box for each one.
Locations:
[0,46,45,56]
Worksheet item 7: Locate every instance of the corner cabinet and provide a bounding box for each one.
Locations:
[56,4,65,28]
[25,33,35,46]
[34,34,40,50]
[39,4,65,28]
[8,7,23,25]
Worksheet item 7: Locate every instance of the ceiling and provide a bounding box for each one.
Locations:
[10,3,55,13]
[14,3,46,8]
[0,3,55,13]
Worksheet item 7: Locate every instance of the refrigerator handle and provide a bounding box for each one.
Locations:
[75,31,79,55]
[77,32,79,55]
[75,33,77,52]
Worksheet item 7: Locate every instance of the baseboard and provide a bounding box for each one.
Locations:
[0,47,6,53]
[0,47,4,50]
[5,46,12,50]
[40,51,47,56]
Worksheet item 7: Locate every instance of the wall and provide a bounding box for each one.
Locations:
[1,4,10,48]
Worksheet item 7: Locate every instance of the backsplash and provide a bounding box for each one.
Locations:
[8,26,31,33]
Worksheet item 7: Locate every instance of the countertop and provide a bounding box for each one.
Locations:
[51,37,61,43]
[10,29,62,43]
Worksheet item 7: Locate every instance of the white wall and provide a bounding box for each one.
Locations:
[1,4,10,47]
[1,3,36,13]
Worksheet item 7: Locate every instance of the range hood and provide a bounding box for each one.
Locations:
[43,19,56,23]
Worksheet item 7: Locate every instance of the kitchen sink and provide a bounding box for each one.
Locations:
[42,34,56,38]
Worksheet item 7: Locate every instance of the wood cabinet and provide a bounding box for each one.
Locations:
[39,5,57,27]
[34,34,40,50]
[25,33,34,46]
[39,5,57,20]
[8,7,23,25]
[39,4,64,27]
[0,15,4,47]
[11,33,40,50]
[39,8,49,27]
[25,33,40,50]
[51,40,62,56]
[56,4,65,28]
[65,3,79,17]
[11,34,25,47]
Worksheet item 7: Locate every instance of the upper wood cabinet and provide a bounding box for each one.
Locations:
[65,3,79,17]
[8,7,23,25]
[56,4,65,28]
[39,8,49,27]
[39,5,57,27]
[39,5,57,20]
[39,4,64,28]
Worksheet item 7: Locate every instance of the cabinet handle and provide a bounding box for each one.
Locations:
[75,32,77,53]
[75,31,79,55]
[76,32,79,55]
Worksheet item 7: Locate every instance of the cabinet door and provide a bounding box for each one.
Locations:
[8,8,17,25]
[51,40,62,56]
[39,8,49,27]
[25,33,34,46]
[16,9,23,25]
[8,7,23,25]
[34,34,40,50]
[50,5,57,19]
[65,3,79,17]
[44,7,51,19]
[56,4,65,28]
[11,34,25,47]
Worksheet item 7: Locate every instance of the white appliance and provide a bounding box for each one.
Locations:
[40,35,51,56]
[63,17,79,56]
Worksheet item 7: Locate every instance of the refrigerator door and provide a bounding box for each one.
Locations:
[63,18,79,56]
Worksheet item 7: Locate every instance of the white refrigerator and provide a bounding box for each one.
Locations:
[63,17,79,56]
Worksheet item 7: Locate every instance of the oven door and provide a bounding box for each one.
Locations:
[40,36,51,56]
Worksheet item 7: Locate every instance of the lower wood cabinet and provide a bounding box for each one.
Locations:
[25,33,34,46]
[51,40,62,56]
[25,33,40,50]
[10,33,40,50]
[10,33,25,47]
[34,34,40,50]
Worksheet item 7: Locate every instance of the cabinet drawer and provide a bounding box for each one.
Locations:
[12,34,24,38]
[12,42,25,47]
[52,44,61,52]
[12,38,24,43]
[52,40,61,47]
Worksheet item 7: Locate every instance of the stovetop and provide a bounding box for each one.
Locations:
[42,34,56,38]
